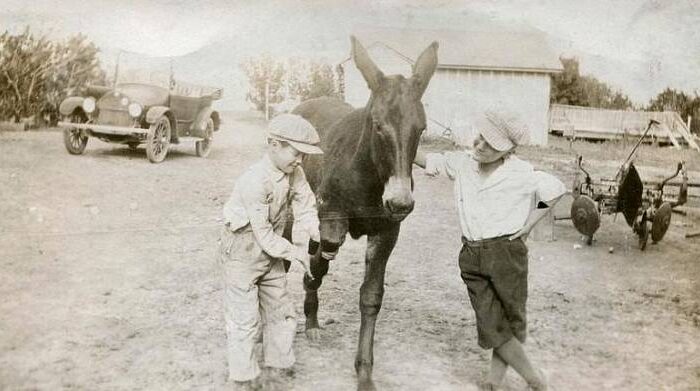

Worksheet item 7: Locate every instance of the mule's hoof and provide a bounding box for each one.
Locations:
[356,365,375,391]
[357,378,376,391]
[305,327,321,341]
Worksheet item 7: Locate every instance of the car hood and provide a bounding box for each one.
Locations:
[98,83,169,109]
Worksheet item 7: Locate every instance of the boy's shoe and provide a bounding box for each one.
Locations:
[476,379,499,391]
[528,369,548,391]
[231,379,261,391]
[265,367,295,380]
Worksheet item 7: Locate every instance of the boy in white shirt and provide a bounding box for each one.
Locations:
[415,109,566,390]
[220,114,322,390]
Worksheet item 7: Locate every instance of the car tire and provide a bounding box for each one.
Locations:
[195,118,214,158]
[62,112,89,155]
[146,115,171,163]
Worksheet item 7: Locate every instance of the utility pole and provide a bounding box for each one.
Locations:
[265,80,270,121]
[113,50,122,88]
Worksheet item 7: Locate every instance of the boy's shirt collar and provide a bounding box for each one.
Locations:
[263,154,286,182]
[466,152,529,191]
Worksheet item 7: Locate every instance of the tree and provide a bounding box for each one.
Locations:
[240,55,286,113]
[242,56,340,116]
[647,88,700,134]
[288,60,339,102]
[0,27,106,125]
[550,57,633,110]
[550,57,587,106]
[42,34,106,125]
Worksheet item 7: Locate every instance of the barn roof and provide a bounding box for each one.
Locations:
[341,27,564,74]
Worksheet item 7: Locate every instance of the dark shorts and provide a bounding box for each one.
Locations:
[458,235,529,349]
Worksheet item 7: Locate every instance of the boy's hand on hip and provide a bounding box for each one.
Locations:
[509,226,531,241]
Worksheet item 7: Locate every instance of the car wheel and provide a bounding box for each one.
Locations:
[146,115,171,163]
[195,118,214,158]
[62,112,89,155]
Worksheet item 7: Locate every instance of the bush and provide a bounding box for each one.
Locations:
[0,27,106,126]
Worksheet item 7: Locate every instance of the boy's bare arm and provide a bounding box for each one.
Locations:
[509,195,565,241]
[414,148,427,168]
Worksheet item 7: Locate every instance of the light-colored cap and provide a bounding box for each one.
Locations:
[267,114,323,155]
[474,109,530,152]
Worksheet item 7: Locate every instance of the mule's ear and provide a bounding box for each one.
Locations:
[412,41,439,98]
[351,35,384,91]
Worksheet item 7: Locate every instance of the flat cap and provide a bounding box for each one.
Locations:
[474,109,530,152]
[267,114,323,154]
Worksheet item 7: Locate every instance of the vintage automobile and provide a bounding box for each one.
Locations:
[57,71,222,163]
[570,120,689,250]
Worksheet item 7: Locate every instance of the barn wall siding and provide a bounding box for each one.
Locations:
[342,52,553,146]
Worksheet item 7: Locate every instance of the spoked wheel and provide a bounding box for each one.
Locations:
[62,112,89,155]
[195,118,214,158]
[146,115,171,163]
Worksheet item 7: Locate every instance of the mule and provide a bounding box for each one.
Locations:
[292,36,438,390]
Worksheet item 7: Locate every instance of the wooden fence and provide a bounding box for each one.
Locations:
[549,104,697,150]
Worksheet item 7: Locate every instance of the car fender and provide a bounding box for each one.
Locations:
[191,107,220,133]
[146,106,175,125]
[59,97,87,116]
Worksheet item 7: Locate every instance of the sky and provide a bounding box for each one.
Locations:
[2,0,699,109]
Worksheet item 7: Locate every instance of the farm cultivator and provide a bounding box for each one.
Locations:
[570,120,689,250]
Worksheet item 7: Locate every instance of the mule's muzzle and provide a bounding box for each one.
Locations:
[384,199,414,221]
[382,176,414,221]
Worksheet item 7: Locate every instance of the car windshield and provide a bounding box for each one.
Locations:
[117,69,171,90]
[115,68,220,99]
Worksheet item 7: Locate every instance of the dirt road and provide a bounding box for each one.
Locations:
[1,112,698,390]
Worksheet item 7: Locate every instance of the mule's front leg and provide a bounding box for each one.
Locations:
[303,248,330,340]
[355,225,399,391]
[305,212,346,340]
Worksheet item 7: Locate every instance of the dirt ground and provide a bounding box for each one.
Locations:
[1,112,699,391]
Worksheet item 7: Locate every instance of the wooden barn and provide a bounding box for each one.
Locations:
[337,27,563,146]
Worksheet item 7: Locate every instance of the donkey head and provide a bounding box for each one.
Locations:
[351,36,438,221]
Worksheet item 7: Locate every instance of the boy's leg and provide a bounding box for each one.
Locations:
[259,259,297,370]
[219,228,267,383]
[222,265,262,382]
[486,350,508,387]
[494,337,546,390]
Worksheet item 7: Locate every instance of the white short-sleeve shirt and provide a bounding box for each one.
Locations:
[425,151,567,240]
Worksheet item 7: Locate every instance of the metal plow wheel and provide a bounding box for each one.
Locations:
[62,113,89,155]
[195,118,214,158]
[571,195,600,245]
[634,211,650,250]
[651,202,673,243]
[146,115,171,163]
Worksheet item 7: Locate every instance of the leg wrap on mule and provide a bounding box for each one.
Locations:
[320,240,339,260]
[308,239,320,255]
[308,239,339,260]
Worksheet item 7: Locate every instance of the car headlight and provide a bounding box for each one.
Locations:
[128,103,143,118]
[82,97,96,113]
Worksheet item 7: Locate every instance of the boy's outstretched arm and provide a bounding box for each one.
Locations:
[414,148,427,168]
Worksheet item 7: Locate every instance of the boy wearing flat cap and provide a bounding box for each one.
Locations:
[415,109,566,390]
[219,113,322,389]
